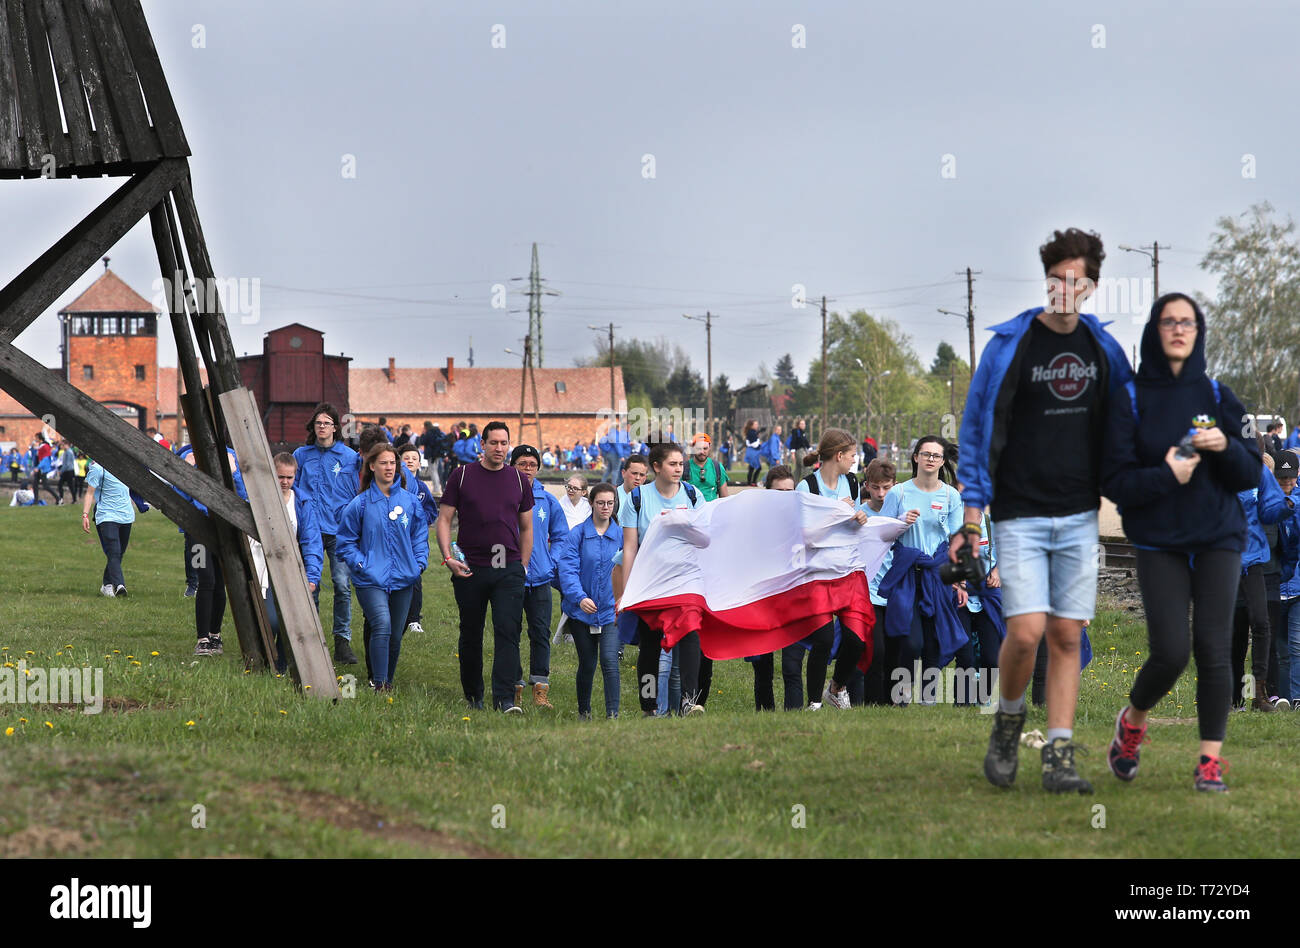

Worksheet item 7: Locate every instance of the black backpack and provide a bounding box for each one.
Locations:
[804,470,859,502]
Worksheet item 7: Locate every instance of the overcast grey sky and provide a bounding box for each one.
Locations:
[6,0,1296,389]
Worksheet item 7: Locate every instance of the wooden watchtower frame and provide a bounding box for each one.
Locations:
[0,0,338,698]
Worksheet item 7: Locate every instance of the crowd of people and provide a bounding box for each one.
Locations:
[39,227,1300,797]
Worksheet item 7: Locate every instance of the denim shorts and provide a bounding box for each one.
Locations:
[995,510,1099,621]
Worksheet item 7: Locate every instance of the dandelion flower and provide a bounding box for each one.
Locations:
[387,697,394,704]
[26,650,34,656]
[151,651,159,657]
[462,716,471,722]
[185,720,195,727]
[43,721,52,729]
[18,717,27,724]
[4,727,13,737]
[279,709,287,715]
[130,661,141,667]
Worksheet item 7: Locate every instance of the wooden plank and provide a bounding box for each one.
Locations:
[7,0,51,169]
[0,157,186,343]
[109,0,187,156]
[56,0,124,165]
[23,0,72,171]
[0,1,24,169]
[221,387,339,698]
[0,340,257,534]
[83,0,158,163]
[41,0,96,167]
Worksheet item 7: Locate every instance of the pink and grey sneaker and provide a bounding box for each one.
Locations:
[1193,754,1229,793]
[1107,706,1149,782]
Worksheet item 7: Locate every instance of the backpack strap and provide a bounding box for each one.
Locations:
[846,471,859,503]
[631,485,642,519]
[804,473,820,495]
[683,483,698,505]
[1126,379,1139,425]
[713,458,726,486]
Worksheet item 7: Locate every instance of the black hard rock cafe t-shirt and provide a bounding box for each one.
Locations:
[992,316,1103,521]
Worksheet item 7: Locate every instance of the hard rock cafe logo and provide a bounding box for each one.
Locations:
[1029,354,1097,401]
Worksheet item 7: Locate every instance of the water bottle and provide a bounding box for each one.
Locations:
[1175,428,1199,460]
[451,542,467,565]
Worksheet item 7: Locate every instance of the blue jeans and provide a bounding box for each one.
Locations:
[354,585,414,686]
[656,647,681,716]
[315,534,353,640]
[1284,597,1300,702]
[571,621,620,716]
[95,520,131,589]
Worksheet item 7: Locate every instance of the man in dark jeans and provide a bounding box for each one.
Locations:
[435,421,534,713]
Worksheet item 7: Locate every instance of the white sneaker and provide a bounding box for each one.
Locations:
[405,621,424,635]
[100,584,116,598]
[823,683,851,710]
[807,701,823,711]
[1273,697,1292,711]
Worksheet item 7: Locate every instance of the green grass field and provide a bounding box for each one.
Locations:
[1,505,1296,858]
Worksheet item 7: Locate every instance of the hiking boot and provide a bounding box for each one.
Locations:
[1107,706,1149,782]
[333,635,357,665]
[533,683,554,710]
[823,682,851,710]
[1194,754,1229,792]
[1041,738,1094,794]
[208,634,224,655]
[983,708,1026,788]
[514,683,524,707]
[1250,694,1276,713]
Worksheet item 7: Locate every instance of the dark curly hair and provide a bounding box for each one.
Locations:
[1039,228,1105,284]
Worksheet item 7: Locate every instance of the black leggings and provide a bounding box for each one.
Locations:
[1231,565,1272,704]
[747,464,762,486]
[1130,548,1239,742]
[186,533,226,641]
[806,620,865,702]
[752,647,806,710]
[635,621,711,712]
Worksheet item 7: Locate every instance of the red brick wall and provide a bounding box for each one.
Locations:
[69,335,158,427]
[362,414,612,454]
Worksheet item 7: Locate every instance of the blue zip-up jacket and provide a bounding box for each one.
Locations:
[466,434,481,460]
[761,434,784,464]
[291,490,325,587]
[1102,294,1262,553]
[172,444,249,522]
[958,307,1132,511]
[335,482,428,591]
[1288,427,1300,450]
[1238,466,1292,570]
[557,516,623,626]
[1279,505,1300,597]
[877,541,969,666]
[744,430,762,468]
[293,440,360,536]
[526,479,570,587]
[411,475,438,523]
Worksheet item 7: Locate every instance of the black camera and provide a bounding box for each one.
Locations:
[939,542,986,587]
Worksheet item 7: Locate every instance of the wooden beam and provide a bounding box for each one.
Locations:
[0,0,22,169]
[221,388,340,698]
[58,0,125,165]
[82,0,160,163]
[41,0,97,168]
[109,0,188,156]
[23,0,72,171]
[6,0,50,169]
[0,340,257,535]
[0,157,187,343]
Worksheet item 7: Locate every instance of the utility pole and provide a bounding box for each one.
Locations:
[512,242,560,367]
[588,322,621,425]
[1120,243,1165,303]
[820,295,828,430]
[938,267,980,379]
[511,336,542,447]
[683,311,717,425]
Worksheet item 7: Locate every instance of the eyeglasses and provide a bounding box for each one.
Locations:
[314,421,335,428]
[593,499,616,507]
[565,485,583,492]
[1158,317,1196,332]
[917,452,944,461]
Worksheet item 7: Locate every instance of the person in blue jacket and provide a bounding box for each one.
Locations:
[760,424,784,478]
[335,443,428,691]
[512,445,570,709]
[294,403,362,665]
[259,453,325,674]
[1287,425,1300,451]
[1229,447,1293,711]
[1271,451,1300,707]
[399,443,438,638]
[955,227,1133,794]
[1100,292,1264,792]
[557,481,624,718]
[743,420,763,486]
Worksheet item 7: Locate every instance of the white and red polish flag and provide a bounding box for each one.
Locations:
[621,489,908,662]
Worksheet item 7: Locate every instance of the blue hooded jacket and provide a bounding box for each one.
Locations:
[1238,466,1292,570]
[171,444,250,528]
[958,307,1132,511]
[335,482,429,591]
[293,439,360,536]
[525,478,570,587]
[1279,506,1300,598]
[1101,293,1262,553]
[290,490,325,587]
[557,516,623,626]
[877,541,969,667]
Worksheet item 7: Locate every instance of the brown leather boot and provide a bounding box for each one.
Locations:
[1250,694,1276,712]
[533,682,554,710]
[514,683,524,708]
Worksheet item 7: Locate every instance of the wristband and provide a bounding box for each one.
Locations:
[442,556,453,565]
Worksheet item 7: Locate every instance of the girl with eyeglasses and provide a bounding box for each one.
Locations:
[557,482,625,718]
[560,473,591,530]
[877,435,968,703]
[336,443,429,691]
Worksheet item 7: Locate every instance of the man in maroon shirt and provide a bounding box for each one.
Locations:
[436,421,534,712]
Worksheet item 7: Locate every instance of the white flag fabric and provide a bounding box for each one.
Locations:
[621,488,907,660]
